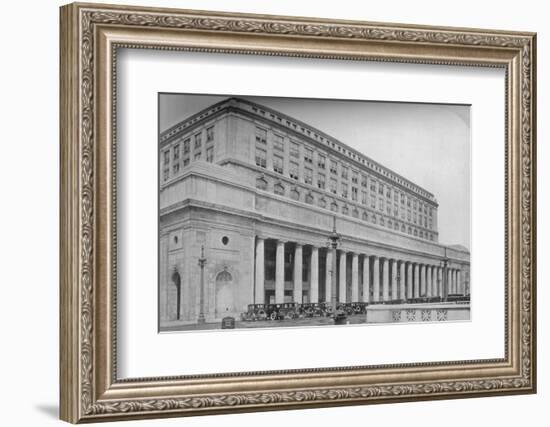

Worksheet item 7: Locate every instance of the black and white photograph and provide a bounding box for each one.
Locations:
[158,94,471,332]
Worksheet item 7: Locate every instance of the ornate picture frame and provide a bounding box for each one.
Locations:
[60,2,536,423]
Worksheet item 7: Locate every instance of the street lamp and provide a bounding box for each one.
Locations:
[326,216,341,312]
[439,247,449,302]
[197,245,207,324]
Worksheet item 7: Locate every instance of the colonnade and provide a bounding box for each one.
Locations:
[254,237,466,305]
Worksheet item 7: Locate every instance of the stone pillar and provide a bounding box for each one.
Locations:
[391,260,398,301]
[351,253,359,302]
[310,246,319,303]
[338,251,348,302]
[325,249,333,303]
[399,261,406,301]
[426,265,432,298]
[382,258,389,301]
[414,264,420,298]
[293,243,303,304]
[339,250,347,303]
[438,267,443,297]
[372,256,380,302]
[420,264,426,296]
[255,237,265,304]
[407,262,413,300]
[362,255,370,303]
[457,269,463,295]
[447,268,452,296]
[431,266,438,297]
[275,240,285,304]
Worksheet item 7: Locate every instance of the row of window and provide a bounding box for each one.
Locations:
[255,143,434,229]
[256,175,435,241]
[162,126,215,181]
[254,128,434,217]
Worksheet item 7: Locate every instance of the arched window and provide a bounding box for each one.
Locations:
[171,270,181,320]
[256,175,268,190]
[274,182,285,196]
[290,187,300,201]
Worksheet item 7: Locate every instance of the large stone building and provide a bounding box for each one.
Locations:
[159,97,470,327]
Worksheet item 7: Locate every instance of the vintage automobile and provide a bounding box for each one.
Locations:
[240,304,268,321]
[264,303,300,320]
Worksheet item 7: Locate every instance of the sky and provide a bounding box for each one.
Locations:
[160,94,470,249]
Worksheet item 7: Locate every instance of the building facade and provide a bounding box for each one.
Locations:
[159,97,470,326]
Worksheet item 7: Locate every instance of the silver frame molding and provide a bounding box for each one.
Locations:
[60,2,536,423]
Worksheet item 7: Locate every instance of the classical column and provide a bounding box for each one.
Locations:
[457,269,463,295]
[391,260,398,301]
[406,262,413,300]
[310,246,319,303]
[431,266,438,297]
[438,267,443,297]
[447,268,453,296]
[426,265,432,298]
[414,264,420,298]
[420,264,426,297]
[351,253,359,302]
[372,256,380,302]
[362,255,370,303]
[382,258,389,301]
[293,243,303,304]
[339,250,347,303]
[399,261,406,301]
[255,237,265,304]
[275,240,285,304]
[325,249,333,303]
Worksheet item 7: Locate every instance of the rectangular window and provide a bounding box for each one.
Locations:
[206,147,214,163]
[273,134,284,152]
[352,171,358,184]
[290,161,299,180]
[183,138,190,154]
[163,168,169,181]
[386,188,391,199]
[394,191,398,202]
[304,147,313,164]
[290,141,299,158]
[341,183,348,198]
[379,198,384,211]
[361,191,367,205]
[413,200,418,210]
[371,198,376,209]
[413,212,417,224]
[194,133,202,149]
[163,150,170,165]
[361,174,367,187]
[183,157,189,167]
[304,167,313,185]
[255,148,267,168]
[429,219,433,229]
[407,197,411,207]
[206,126,214,143]
[173,144,180,161]
[330,160,338,175]
[429,207,433,217]
[370,180,376,192]
[273,155,284,174]
[330,178,337,194]
[407,210,411,221]
[317,173,326,189]
[379,183,384,195]
[351,187,358,201]
[341,166,348,180]
[318,154,326,169]
[401,193,405,204]
[255,127,267,144]
[194,151,201,160]
[394,207,398,217]
[173,162,180,174]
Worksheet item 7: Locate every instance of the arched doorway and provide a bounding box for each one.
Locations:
[215,270,233,318]
[171,270,181,320]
